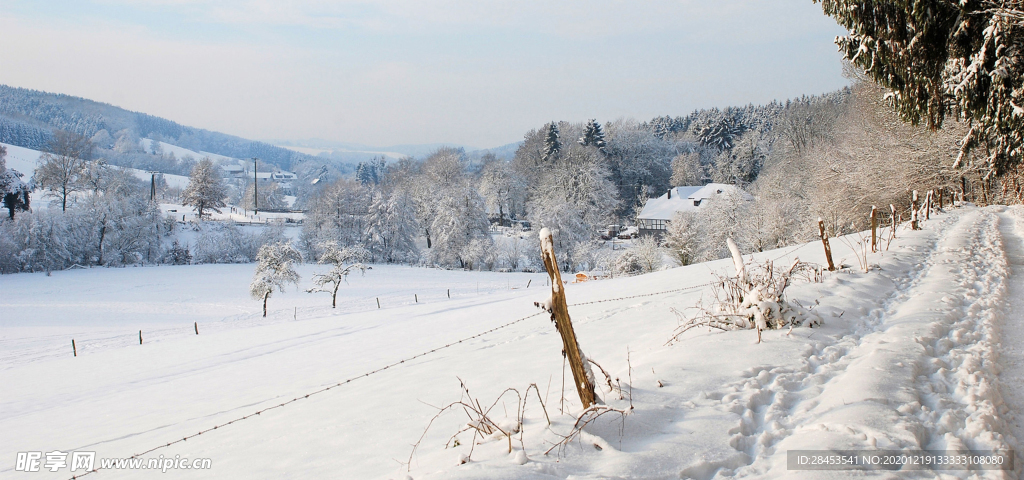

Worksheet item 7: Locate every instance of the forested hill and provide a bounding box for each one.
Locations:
[0,85,316,170]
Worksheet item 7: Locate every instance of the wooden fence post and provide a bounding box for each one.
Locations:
[139,330,143,345]
[961,176,968,202]
[870,206,878,253]
[939,187,944,210]
[539,228,597,409]
[911,190,920,230]
[72,339,77,357]
[889,204,898,239]
[818,218,835,271]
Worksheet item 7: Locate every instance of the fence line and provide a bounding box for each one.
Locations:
[67,281,715,479]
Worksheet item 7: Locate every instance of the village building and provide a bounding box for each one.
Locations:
[636,183,752,237]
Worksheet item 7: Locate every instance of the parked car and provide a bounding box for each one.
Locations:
[598,224,620,240]
[617,226,638,239]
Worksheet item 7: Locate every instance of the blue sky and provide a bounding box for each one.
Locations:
[0,0,850,149]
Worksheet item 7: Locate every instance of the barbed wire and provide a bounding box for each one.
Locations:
[67,310,550,479]
[568,281,717,307]
[68,279,719,479]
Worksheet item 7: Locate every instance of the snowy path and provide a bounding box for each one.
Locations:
[699,207,1022,479]
[999,207,1024,471]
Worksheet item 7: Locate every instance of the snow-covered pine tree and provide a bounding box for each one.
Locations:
[250,242,302,317]
[181,158,228,219]
[815,0,1024,174]
[355,156,386,185]
[168,240,192,265]
[578,119,606,151]
[0,146,31,219]
[306,241,368,308]
[543,122,561,161]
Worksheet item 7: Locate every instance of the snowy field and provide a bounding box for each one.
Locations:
[2,205,1023,479]
[140,139,235,165]
[1,142,191,192]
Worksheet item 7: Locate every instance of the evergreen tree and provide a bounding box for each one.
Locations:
[815,0,1024,174]
[578,119,607,151]
[543,122,562,161]
[0,146,30,220]
[356,156,386,185]
[181,158,228,219]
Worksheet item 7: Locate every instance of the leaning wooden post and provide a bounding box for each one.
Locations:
[870,206,878,253]
[539,228,597,409]
[818,218,835,271]
[72,339,77,357]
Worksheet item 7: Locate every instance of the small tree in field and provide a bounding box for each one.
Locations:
[182,158,227,219]
[307,242,368,308]
[250,242,302,317]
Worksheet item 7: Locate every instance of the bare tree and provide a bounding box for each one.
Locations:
[35,130,93,211]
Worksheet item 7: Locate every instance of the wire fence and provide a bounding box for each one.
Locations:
[67,280,716,479]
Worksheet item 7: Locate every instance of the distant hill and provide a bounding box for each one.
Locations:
[274,138,521,165]
[274,139,482,164]
[468,141,521,161]
[0,85,317,170]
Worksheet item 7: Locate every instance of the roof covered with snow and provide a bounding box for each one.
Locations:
[637,183,752,221]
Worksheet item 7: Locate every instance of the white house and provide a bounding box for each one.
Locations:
[221,164,245,178]
[637,183,752,236]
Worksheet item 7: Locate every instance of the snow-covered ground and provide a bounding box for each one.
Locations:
[0,142,191,192]
[160,203,304,225]
[1,143,47,176]
[1,205,1022,479]
[141,139,235,164]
